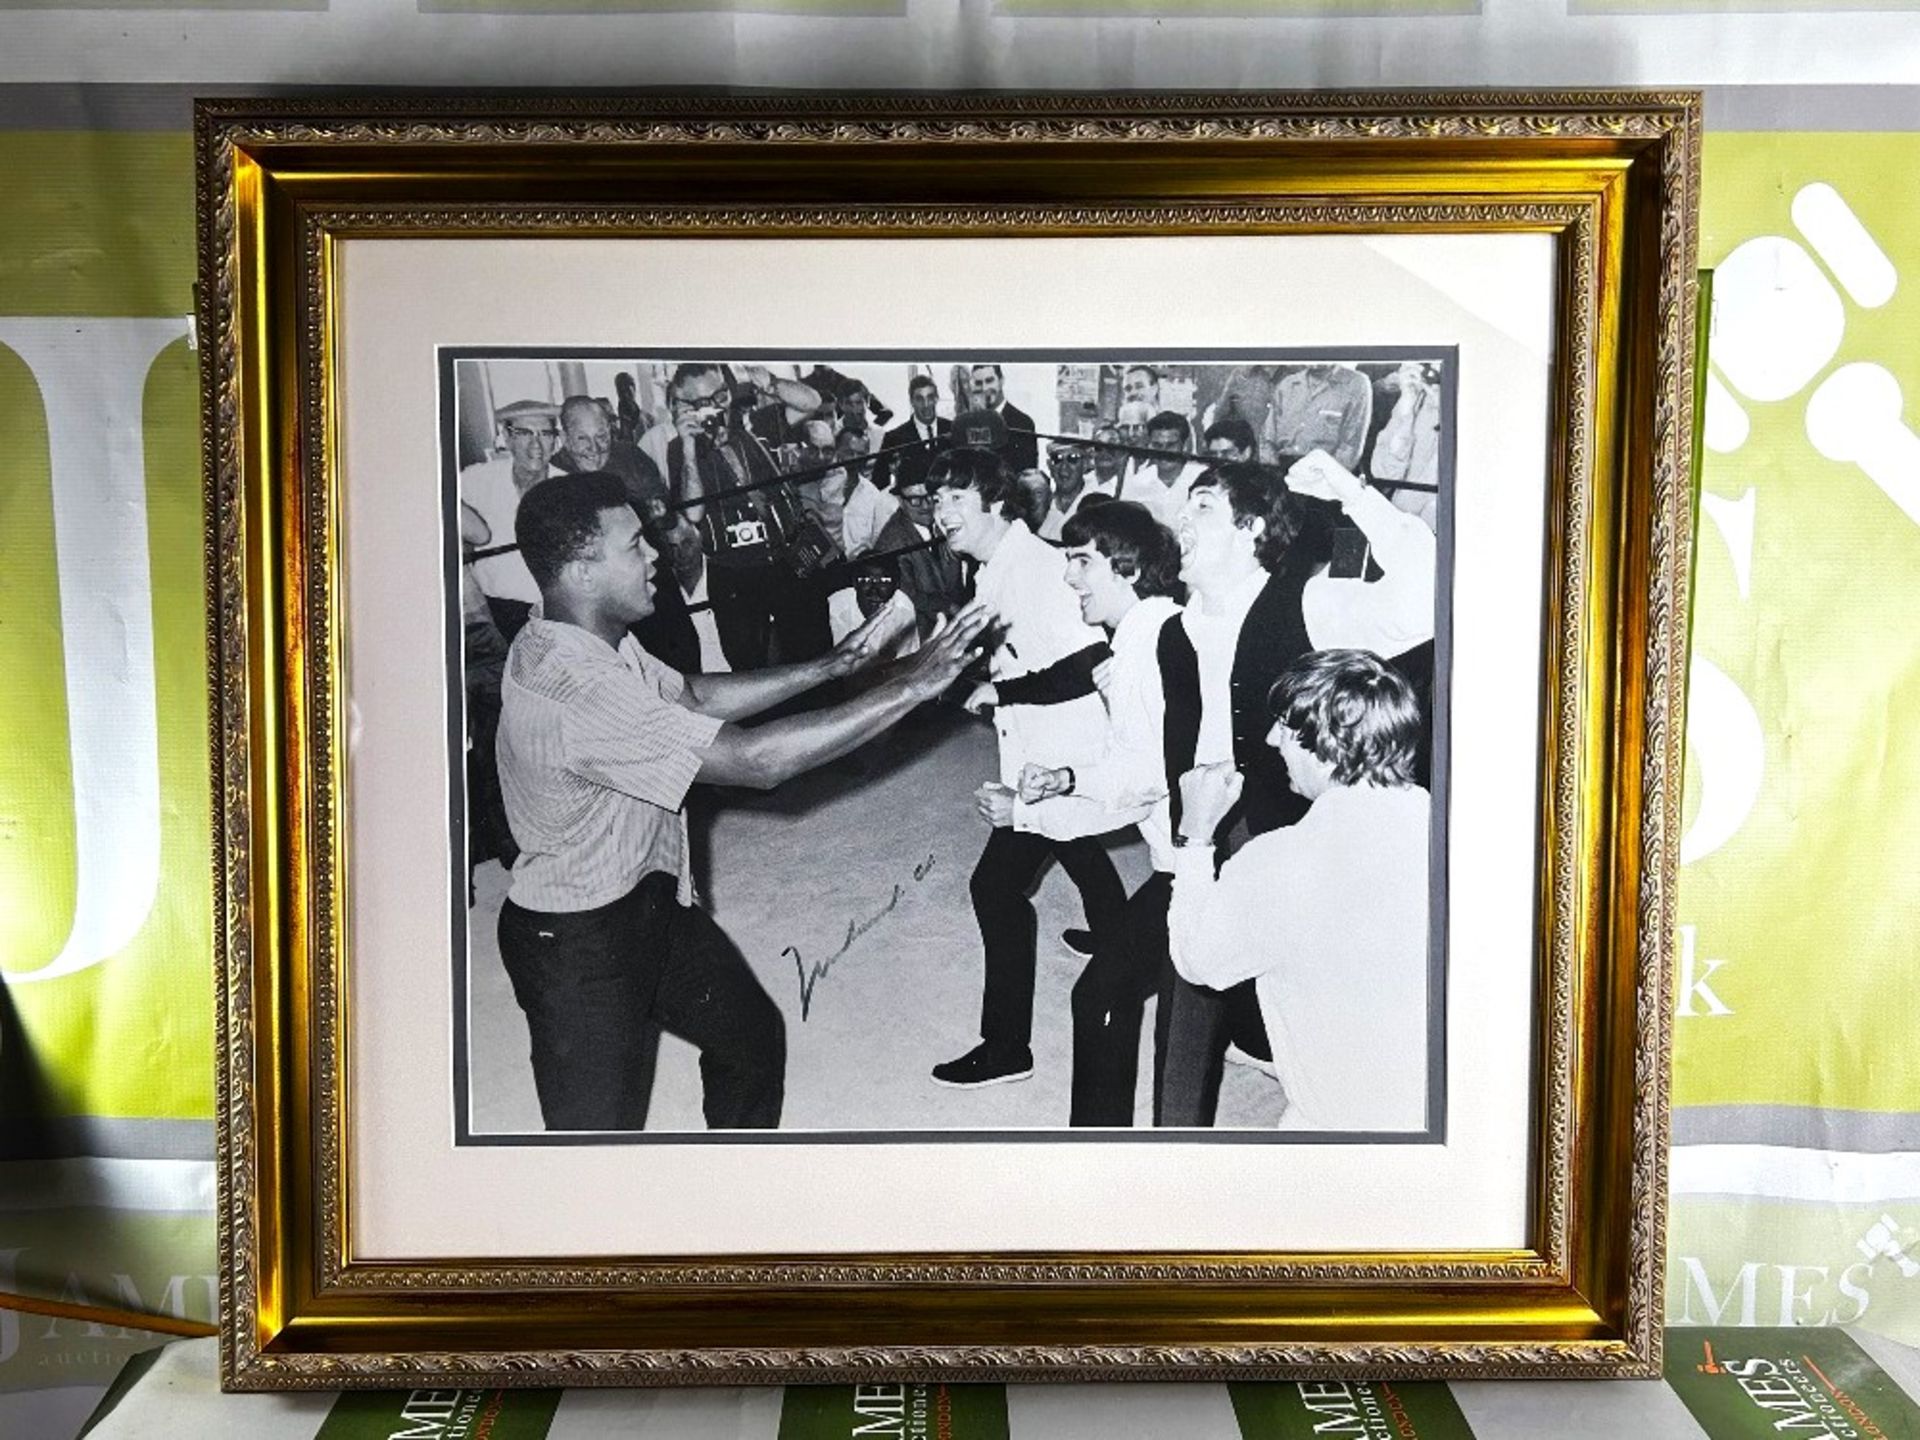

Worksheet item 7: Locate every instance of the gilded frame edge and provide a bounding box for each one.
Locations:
[198,89,1699,1389]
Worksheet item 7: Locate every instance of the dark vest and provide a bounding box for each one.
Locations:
[1159,565,1314,840]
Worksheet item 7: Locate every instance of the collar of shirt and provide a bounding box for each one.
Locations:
[1186,566,1269,631]
[521,613,654,679]
[975,517,1041,600]
[1112,593,1181,660]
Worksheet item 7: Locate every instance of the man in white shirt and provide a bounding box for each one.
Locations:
[1121,412,1210,527]
[1036,438,1113,542]
[1015,501,1184,1125]
[928,447,1128,1089]
[1169,649,1431,1132]
[461,398,565,606]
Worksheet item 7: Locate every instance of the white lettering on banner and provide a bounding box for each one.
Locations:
[1681,657,1767,867]
[1858,1214,1920,1278]
[0,318,186,984]
[1676,924,1734,1018]
[1675,1258,1874,1327]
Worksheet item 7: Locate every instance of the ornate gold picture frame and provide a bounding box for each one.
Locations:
[199,91,1698,1389]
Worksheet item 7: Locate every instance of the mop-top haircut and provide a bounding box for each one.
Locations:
[1188,460,1304,572]
[514,470,631,591]
[926,444,1023,519]
[1267,649,1422,788]
[1059,499,1183,601]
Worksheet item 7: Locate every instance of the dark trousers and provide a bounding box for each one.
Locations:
[497,872,785,1131]
[1069,871,1171,1127]
[1154,972,1271,1128]
[970,826,1129,1051]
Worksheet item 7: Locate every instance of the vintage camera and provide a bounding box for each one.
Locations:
[726,517,769,549]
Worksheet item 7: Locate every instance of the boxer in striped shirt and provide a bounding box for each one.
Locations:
[495,471,987,1132]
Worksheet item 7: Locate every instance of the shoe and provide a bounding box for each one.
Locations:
[931,1043,1034,1089]
[1224,1041,1279,1081]
[1061,928,1094,958]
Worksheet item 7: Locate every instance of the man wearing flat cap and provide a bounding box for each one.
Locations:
[462,398,566,606]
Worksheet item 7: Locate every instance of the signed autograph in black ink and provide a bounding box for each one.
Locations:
[788,853,937,1021]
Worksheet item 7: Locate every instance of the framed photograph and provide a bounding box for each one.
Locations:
[199,91,1700,1388]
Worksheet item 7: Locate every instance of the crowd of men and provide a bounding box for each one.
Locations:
[459,359,1443,1134]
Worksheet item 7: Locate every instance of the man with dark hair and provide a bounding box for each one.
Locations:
[1121,364,1162,412]
[833,376,884,458]
[1203,415,1258,464]
[495,470,988,1133]
[882,373,953,491]
[1152,460,1315,1126]
[968,363,1040,472]
[1016,500,1185,1124]
[928,446,1127,1089]
[1121,411,1209,527]
[1169,650,1430,1132]
[554,393,667,514]
[862,472,967,641]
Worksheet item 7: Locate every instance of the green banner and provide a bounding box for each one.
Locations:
[779,1383,1010,1439]
[317,1388,563,1440]
[1229,1379,1474,1439]
[1667,1328,1920,1438]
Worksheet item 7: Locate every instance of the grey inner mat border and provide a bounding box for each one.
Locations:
[5,82,1920,133]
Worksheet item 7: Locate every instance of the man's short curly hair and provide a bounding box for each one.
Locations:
[1267,649,1422,788]
[1188,460,1304,572]
[926,444,1023,519]
[1059,500,1183,601]
[514,470,631,591]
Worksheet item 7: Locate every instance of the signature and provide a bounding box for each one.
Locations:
[787,853,936,1021]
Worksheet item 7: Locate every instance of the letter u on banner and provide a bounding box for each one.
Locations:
[0,317,186,984]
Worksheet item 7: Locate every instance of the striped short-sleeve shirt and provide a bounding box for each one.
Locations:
[497,617,723,913]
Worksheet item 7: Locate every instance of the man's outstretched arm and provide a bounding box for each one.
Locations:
[695,606,990,791]
[678,594,917,721]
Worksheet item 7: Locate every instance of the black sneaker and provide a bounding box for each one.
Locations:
[931,1043,1034,1089]
[1061,928,1094,958]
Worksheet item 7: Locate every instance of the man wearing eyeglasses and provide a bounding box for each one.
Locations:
[462,398,566,607]
[646,363,830,668]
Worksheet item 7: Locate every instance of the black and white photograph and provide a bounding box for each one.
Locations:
[447,351,1454,1142]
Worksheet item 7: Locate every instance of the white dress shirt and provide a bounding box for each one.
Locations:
[973,521,1115,843]
[681,568,731,675]
[461,457,562,604]
[1169,782,1431,1131]
[1180,569,1270,767]
[1022,595,1180,869]
[1036,476,1118,542]
[1302,486,1438,659]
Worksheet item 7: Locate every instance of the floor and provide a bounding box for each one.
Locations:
[464,706,1282,1136]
